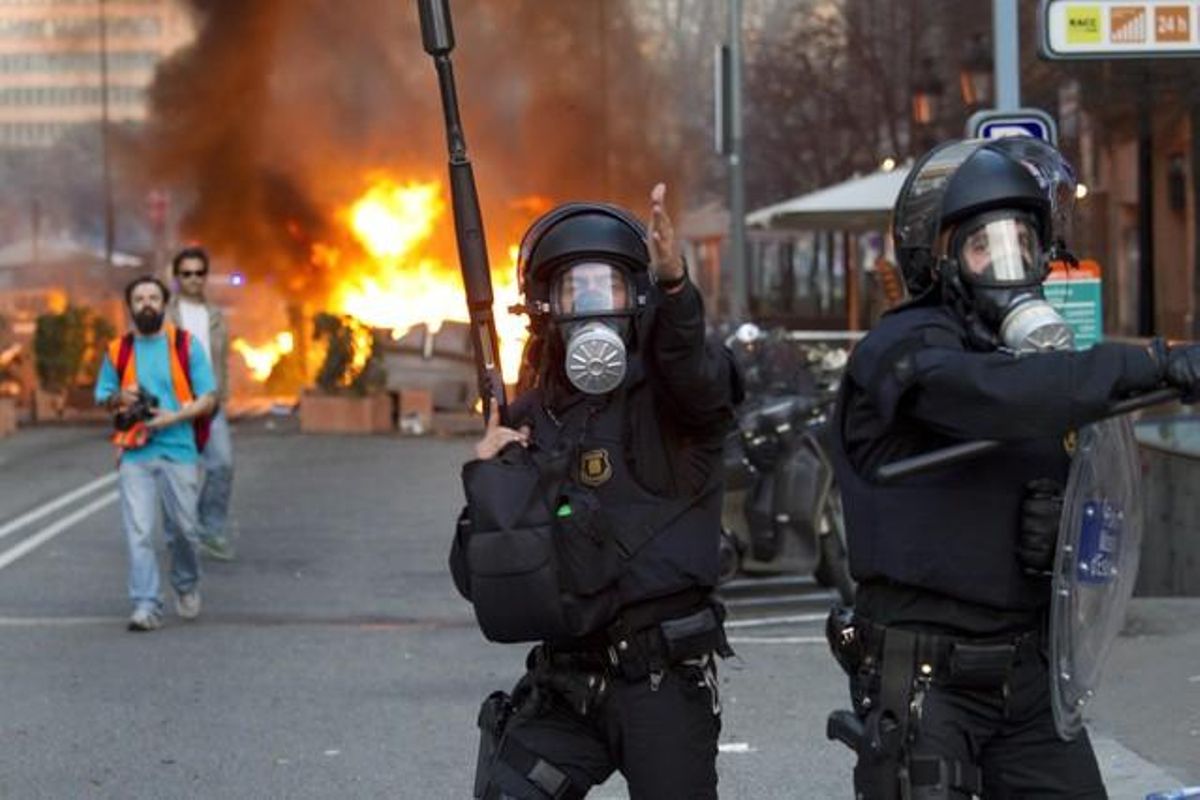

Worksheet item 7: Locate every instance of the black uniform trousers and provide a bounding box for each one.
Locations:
[489,657,721,799]
[851,632,1106,799]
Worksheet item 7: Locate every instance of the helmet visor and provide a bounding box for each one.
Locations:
[954,213,1043,285]
[550,261,634,319]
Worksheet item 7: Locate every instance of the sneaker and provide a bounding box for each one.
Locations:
[127,607,163,632]
[198,537,235,562]
[174,588,201,620]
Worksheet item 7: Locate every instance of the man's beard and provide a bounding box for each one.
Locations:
[133,308,164,335]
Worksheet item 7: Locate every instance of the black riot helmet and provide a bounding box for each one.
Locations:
[892,138,1072,297]
[516,202,651,330]
[891,138,1078,351]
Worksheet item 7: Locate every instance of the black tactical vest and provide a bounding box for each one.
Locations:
[523,379,723,607]
[452,363,723,644]
[831,316,1072,611]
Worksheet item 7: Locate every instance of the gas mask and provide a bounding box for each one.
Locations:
[945,211,1074,353]
[550,261,636,394]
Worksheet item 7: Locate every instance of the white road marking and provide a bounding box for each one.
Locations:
[718,742,757,754]
[724,613,827,629]
[0,616,125,627]
[728,635,827,645]
[0,491,118,571]
[0,473,116,543]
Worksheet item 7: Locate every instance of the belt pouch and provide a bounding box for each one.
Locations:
[947,643,1016,689]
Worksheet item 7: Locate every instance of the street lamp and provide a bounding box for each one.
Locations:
[959,33,993,109]
[910,58,944,127]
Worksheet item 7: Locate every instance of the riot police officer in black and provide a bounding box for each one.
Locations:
[453,184,741,799]
[826,139,1200,799]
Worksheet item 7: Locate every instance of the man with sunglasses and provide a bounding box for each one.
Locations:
[167,246,236,562]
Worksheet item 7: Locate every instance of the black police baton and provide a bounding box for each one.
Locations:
[418,0,507,423]
[875,387,1181,483]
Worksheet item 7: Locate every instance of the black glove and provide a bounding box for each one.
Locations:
[1151,338,1200,403]
[1018,478,1063,574]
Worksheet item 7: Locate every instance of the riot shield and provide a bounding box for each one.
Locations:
[1049,416,1143,740]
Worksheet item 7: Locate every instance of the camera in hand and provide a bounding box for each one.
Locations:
[114,387,160,431]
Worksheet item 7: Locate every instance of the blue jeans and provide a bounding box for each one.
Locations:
[198,410,234,542]
[117,458,202,613]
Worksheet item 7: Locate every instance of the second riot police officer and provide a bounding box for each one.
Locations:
[825,138,1200,799]
[451,184,742,799]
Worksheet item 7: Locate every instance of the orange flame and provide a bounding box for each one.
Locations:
[330,178,528,381]
[233,332,295,381]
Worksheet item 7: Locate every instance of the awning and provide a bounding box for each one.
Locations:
[0,237,144,269]
[746,166,911,231]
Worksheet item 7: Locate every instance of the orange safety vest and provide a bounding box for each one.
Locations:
[108,324,210,452]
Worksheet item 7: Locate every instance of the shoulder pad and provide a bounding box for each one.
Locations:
[849,307,962,386]
[847,306,965,425]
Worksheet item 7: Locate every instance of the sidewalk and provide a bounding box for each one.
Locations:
[1089,598,1200,791]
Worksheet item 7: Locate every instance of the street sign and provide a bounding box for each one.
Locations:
[1041,0,1200,59]
[966,107,1059,146]
[1044,259,1104,349]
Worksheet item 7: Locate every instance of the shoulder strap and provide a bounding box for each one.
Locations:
[173,326,195,393]
[114,333,135,385]
[611,479,723,560]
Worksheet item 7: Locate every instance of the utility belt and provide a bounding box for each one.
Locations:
[850,616,1040,690]
[517,592,730,718]
[543,591,733,683]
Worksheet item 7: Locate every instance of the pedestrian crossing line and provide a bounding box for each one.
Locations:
[0,615,125,627]
[0,472,117,543]
[727,635,826,645]
[0,491,118,572]
[725,612,828,628]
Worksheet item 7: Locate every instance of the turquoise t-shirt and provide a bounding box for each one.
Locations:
[94,332,216,464]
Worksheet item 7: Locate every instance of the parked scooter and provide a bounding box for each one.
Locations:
[718,326,856,604]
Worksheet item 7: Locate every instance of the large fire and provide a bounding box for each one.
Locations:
[235,177,533,390]
[331,178,528,380]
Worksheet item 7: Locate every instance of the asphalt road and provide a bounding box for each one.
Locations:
[0,419,1195,799]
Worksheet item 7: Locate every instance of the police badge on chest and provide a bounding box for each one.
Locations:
[580,448,613,486]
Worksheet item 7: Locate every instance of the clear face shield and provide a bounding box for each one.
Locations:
[549,261,636,394]
[952,213,1043,287]
[949,211,1073,352]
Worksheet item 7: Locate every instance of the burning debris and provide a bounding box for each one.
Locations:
[232,332,294,382]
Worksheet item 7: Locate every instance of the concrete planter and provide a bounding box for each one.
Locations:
[299,392,393,435]
[1135,417,1200,597]
[32,389,64,423]
[0,396,16,437]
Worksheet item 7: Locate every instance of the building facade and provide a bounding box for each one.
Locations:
[0,0,193,148]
